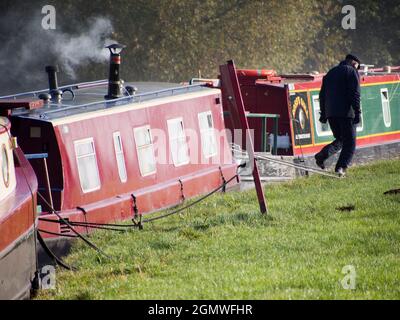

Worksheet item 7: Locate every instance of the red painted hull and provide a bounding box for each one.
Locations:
[0,148,37,300]
[38,164,238,237]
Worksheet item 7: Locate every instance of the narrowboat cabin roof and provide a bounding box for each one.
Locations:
[237,65,400,87]
[0,81,212,122]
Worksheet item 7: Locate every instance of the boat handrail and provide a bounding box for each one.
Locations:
[11,83,209,118]
[0,79,109,100]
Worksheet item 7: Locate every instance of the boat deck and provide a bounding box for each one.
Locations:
[1,81,210,121]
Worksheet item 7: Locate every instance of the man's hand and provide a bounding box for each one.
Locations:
[353,113,361,125]
[319,114,327,124]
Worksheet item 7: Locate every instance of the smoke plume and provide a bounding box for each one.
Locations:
[52,18,113,79]
[0,12,114,95]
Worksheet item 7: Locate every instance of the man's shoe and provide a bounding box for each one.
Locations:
[336,167,346,178]
[314,155,325,170]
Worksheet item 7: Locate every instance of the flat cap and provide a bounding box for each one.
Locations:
[346,54,361,64]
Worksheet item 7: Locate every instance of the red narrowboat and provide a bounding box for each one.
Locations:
[0,116,38,300]
[1,46,238,249]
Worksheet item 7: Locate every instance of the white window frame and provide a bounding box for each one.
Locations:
[167,117,190,167]
[74,138,101,193]
[0,132,16,202]
[198,111,218,158]
[356,103,364,133]
[133,125,157,176]
[380,88,391,128]
[313,95,363,135]
[113,132,127,183]
[312,95,332,137]
[1,143,10,188]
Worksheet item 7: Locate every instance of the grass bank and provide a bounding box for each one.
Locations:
[37,159,400,299]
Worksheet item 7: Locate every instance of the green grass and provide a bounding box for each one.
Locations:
[37,159,400,300]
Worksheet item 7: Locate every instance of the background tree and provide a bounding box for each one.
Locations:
[0,0,398,94]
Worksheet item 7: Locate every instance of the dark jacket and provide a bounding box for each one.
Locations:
[319,61,361,119]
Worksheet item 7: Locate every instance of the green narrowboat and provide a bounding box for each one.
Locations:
[229,66,400,160]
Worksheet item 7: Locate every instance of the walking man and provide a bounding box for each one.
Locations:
[315,54,361,177]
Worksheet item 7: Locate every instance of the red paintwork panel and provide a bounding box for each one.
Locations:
[0,149,37,252]
[224,78,292,154]
[255,84,292,155]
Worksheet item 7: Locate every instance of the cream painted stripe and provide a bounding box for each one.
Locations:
[361,80,400,87]
[290,80,400,93]
[294,130,400,148]
[293,143,314,148]
[51,88,221,126]
[357,130,400,139]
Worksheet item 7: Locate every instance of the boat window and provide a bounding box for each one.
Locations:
[30,127,41,138]
[113,132,127,183]
[74,138,101,193]
[312,95,332,137]
[1,144,9,188]
[134,125,156,176]
[380,88,391,127]
[198,111,217,158]
[167,118,190,166]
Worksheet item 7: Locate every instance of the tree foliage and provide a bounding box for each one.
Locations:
[0,0,398,92]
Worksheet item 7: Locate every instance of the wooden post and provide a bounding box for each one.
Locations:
[220,60,268,214]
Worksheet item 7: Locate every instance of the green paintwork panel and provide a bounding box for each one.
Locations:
[309,82,400,144]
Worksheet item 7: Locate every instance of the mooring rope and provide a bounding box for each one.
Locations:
[37,191,111,259]
[142,174,238,223]
[39,217,140,229]
[231,143,339,179]
[38,172,239,231]
[254,154,340,179]
[36,231,76,271]
[39,218,133,233]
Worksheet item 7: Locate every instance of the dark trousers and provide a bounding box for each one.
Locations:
[315,117,356,171]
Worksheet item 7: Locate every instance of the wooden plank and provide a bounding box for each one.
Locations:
[0,99,43,110]
[220,60,268,214]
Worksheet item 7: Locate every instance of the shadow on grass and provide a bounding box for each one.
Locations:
[73,290,93,300]
[149,210,274,236]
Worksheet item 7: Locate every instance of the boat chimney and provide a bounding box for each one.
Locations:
[45,65,62,102]
[105,43,126,100]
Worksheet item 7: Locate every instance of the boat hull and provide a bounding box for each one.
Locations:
[0,148,38,300]
[37,163,238,239]
[0,225,36,300]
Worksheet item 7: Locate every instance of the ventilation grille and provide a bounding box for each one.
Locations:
[60,218,71,234]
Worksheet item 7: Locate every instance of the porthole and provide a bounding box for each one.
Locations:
[2,144,10,188]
